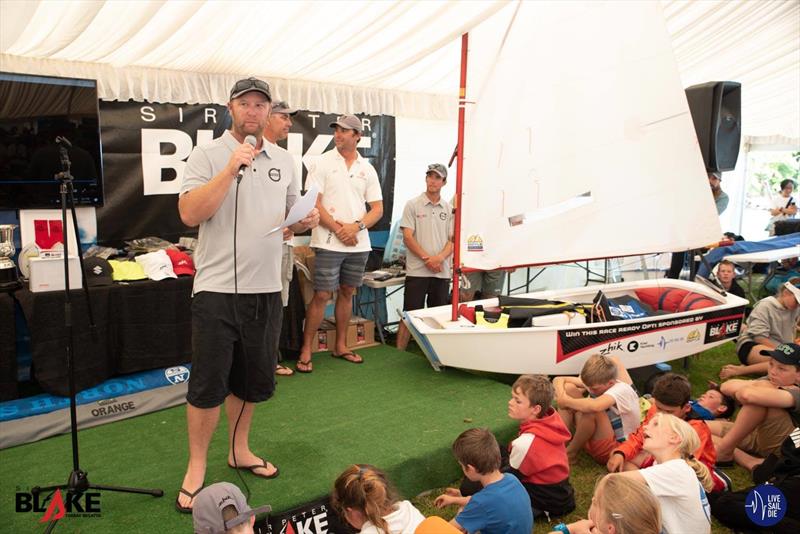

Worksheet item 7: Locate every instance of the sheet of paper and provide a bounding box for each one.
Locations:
[265,185,319,236]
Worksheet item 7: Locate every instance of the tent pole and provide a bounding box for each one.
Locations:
[452,32,469,322]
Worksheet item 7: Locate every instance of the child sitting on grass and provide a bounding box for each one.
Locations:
[605,373,728,492]
[554,354,640,464]
[689,382,736,420]
[434,428,533,534]
[548,473,662,534]
[720,281,800,380]
[709,342,800,471]
[331,464,424,534]
[617,413,713,534]
[506,374,575,518]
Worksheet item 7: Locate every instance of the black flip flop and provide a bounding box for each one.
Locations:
[175,485,203,514]
[331,351,363,364]
[295,360,313,373]
[228,458,279,479]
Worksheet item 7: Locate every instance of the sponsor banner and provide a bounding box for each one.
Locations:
[97,102,395,245]
[0,366,189,449]
[556,306,744,363]
[255,495,350,534]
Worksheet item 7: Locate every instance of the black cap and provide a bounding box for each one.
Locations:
[83,257,114,287]
[759,343,800,366]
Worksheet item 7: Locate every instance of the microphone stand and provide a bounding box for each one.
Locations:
[30,138,163,533]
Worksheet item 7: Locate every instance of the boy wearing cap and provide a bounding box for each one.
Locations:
[176,78,319,513]
[720,281,800,380]
[710,343,800,471]
[296,114,383,372]
[192,482,270,534]
[263,101,300,377]
[396,163,453,351]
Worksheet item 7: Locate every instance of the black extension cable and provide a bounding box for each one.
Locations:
[231,178,252,500]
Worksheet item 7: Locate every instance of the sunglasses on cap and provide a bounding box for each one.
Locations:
[230,78,271,100]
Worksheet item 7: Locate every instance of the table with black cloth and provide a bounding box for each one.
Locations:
[7,277,193,397]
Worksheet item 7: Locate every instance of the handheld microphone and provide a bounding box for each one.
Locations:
[55,136,72,148]
[236,135,258,184]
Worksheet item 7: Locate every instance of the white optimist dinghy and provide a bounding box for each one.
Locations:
[404,1,748,375]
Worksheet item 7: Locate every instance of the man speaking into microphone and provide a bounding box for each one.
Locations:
[175,77,319,513]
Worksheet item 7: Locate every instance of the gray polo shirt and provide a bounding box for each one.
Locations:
[400,193,453,279]
[180,131,298,294]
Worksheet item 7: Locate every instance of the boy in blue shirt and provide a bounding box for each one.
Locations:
[434,428,533,534]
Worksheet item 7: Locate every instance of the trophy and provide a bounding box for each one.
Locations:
[0,224,21,291]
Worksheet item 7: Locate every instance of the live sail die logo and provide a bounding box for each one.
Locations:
[745,484,786,526]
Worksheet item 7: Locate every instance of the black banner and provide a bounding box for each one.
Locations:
[556,306,745,362]
[97,102,395,246]
[255,495,354,534]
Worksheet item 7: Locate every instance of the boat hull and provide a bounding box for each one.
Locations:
[405,279,747,375]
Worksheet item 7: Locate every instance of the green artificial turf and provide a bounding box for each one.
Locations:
[1,339,755,533]
[1,346,517,533]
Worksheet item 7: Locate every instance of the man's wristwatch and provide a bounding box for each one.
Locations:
[355,220,366,231]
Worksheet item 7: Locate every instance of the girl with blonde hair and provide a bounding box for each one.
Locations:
[549,474,661,534]
[618,412,712,534]
[331,464,424,534]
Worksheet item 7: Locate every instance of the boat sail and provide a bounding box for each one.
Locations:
[405,0,748,375]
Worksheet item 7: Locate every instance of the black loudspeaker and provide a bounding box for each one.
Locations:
[685,81,741,172]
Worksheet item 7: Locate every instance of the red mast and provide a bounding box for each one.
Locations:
[451,32,468,322]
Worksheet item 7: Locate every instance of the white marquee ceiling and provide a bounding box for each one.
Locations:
[1,0,798,140]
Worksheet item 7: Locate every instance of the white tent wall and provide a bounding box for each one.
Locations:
[2,0,798,319]
[2,1,797,137]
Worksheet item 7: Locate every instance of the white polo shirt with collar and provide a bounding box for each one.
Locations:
[306,148,382,253]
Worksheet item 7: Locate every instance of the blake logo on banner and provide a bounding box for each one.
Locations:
[15,488,101,522]
[98,102,395,245]
[745,484,786,527]
[253,495,352,534]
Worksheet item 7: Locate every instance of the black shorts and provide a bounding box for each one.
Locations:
[186,291,282,408]
[737,341,757,365]
[403,276,450,311]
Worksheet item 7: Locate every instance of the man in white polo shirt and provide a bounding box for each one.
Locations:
[176,78,318,513]
[296,114,383,372]
[396,163,453,350]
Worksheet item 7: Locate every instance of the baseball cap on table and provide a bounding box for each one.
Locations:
[165,248,195,276]
[83,257,114,287]
[271,100,297,116]
[108,259,147,281]
[192,482,271,534]
[427,163,448,179]
[135,249,177,281]
[229,77,272,101]
[329,114,362,133]
[759,343,800,366]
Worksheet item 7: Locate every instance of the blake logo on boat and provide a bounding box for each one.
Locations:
[164,366,190,385]
[466,235,484,252]
[704,318,740,343]
[15,488,101,522]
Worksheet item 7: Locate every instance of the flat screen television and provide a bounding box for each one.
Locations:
[0,72,104,209]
